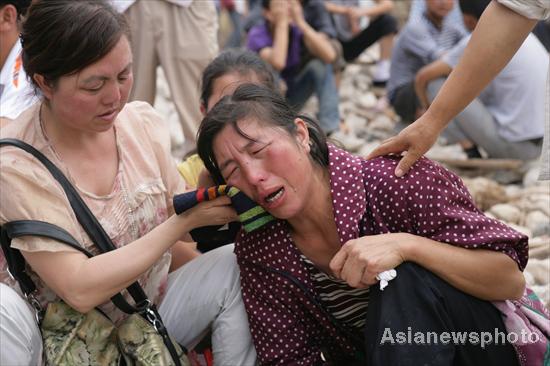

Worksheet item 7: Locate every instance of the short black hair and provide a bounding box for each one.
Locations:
[458,0,491,20]
[0,0,31,16]
[21,0,130,91]
[197,84,329,185]
[261,0,270,10]
[200,49,278,109]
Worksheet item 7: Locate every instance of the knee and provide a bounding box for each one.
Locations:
[304,59,328,80]
[377,14,398,34]
[210,244,241,283]
[372,262,436,301]
[0,284,42,365]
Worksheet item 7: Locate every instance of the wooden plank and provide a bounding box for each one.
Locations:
[434,158,523,170]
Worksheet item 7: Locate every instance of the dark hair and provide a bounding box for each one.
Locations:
[0,0,31,17]
[200,49,278,109]
[21,0,130,91]
[458,0,490,19]
[261,0,270,9]
[197,83,329,185]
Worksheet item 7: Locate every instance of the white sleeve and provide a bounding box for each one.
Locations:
[497,0,550,20]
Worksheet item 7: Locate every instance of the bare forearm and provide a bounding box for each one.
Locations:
[298,21,336,63]
[25,214,192,312]
[324,2,348,15]
[402,234,525,300]
[360,0,393,18]
[415,61,452,109]
[426,1,536,133]
[270,21,290,70]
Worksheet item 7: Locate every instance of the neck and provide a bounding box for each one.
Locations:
[287,165,335,237]
[425,11,444,29]
[0,32,19,70]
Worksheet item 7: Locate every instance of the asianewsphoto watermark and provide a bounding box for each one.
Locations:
[380,327,541,349]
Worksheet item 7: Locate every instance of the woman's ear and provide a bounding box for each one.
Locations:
[33,74,54,100]
[294,118,311,153]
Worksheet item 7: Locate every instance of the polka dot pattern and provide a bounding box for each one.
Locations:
[234,145,529,365]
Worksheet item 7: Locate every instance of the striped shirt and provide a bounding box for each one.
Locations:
[387,12,467,101]
[302,255,370,331]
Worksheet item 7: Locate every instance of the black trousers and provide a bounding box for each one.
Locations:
[364,262,519,366]
[389,81,419,124]
[340,14,398,62]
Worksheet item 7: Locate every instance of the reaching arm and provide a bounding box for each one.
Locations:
[259,20,290,71]
[22,197,237,313]
[367,1,537,176]
[414,60,453,110]
[424,1,536,133]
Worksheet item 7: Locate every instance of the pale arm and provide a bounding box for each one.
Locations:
[367,1,537,176]
[414,60,453,110]
[423,1,536,133]
[22,197,237,313]
[324,2,349,15]
[0,117,12,128]
[259,19,290,71]
[355,0,394,18]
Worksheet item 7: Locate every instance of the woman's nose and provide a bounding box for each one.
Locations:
[242,161,267,186]
[103,82,121,105]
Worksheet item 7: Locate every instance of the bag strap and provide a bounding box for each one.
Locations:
[1,220,92,295]
[1,138,184,364]
[1,138,148,312]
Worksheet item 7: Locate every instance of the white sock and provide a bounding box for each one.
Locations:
[373,59,390,81]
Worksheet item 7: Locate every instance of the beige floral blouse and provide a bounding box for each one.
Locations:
[0,101,186,323]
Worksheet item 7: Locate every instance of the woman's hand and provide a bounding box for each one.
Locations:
[366,114,442,177]
[181,196,238,230]
[329,233,410,288]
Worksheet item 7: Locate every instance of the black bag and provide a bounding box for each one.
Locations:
[0,138,187,366]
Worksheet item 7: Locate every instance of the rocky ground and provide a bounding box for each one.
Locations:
[154,46,550,307]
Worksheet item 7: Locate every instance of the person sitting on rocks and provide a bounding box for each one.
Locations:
[387,0,467,124]
[196,83,546,365]
[325,0,398,86]
[414,0,547,160]
[247,0,340,135]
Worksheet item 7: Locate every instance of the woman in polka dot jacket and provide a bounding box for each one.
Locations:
[197,84,536,366]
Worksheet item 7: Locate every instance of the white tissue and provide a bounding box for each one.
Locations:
[376,269,397,290]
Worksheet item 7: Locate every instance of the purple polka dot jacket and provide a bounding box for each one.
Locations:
[234,145,530,365]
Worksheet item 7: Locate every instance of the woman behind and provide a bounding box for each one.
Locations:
[0,1,256,365]
[197,84,529,365]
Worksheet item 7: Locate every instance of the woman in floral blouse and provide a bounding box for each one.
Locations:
[0,1,256,365]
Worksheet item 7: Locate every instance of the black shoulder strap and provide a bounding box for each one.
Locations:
[1,220,92,296]
[1,138,146,313]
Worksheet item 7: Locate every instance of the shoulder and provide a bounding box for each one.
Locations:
[247,23,272,51]
[248,23,270,39]
[362,156,467,196]
[116,101,170,150]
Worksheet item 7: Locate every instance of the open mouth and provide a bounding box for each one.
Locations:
[265,187,284,204]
